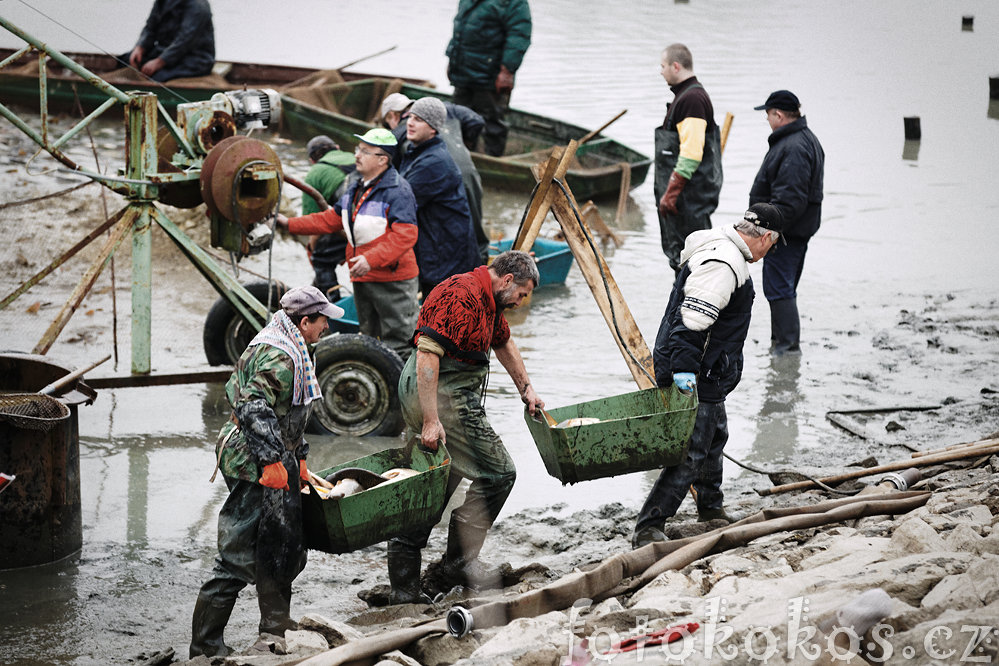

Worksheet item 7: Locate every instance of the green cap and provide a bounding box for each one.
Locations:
[354,128,398,155]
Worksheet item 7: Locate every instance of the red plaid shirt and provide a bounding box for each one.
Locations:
[415,266,510,362]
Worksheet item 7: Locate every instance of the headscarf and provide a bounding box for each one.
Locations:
[247,310,322,405]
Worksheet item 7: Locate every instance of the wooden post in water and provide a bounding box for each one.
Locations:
[527,150,655,388]
[903,116,921,140]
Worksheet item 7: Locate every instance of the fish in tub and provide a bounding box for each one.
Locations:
[306,466,419,499]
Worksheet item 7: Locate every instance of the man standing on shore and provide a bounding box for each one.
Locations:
[654,43,723,274]
[632,204,782,548]
[749,90,825,355]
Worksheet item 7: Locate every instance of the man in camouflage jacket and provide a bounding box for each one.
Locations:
[189,286,342,658]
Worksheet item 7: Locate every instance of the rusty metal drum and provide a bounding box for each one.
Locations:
[0,353,95,569]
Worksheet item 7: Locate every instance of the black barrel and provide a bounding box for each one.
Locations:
[0,352,96,569]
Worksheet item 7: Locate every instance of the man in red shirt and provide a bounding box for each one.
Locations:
[385,250,544,603]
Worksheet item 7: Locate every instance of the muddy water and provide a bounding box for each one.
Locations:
[2,1,999,663]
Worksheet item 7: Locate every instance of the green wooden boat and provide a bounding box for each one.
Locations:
[525,386,697,485]
[302,440,450,554]
[0,47,431,112]
[279,78,651,200]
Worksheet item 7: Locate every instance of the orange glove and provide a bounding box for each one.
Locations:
[259,462,290,491]
[299,460,309,483]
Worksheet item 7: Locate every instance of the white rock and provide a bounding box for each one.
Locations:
[920,573,981,610]
[967,554,999,605]
[284,629,329,653]
[947,504,994,531]
[884,517,946,557]
[945,523,984,552]
[297,613,364,647]
[375,649,421,665]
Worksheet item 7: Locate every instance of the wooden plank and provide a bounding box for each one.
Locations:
[546,178,655,389]
[515,141,578,252]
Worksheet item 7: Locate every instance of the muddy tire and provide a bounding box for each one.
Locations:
[202,281,288,366]
[311,334,404,437]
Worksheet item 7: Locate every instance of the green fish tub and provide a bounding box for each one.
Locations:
[302,441,451,553]
[525,386,697,485]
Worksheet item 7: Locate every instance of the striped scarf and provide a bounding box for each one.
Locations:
[247,310,322,405]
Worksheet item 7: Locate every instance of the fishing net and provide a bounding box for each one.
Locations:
[0,392,70,430]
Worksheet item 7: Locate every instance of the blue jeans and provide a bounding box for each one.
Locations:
[635,401,729,532]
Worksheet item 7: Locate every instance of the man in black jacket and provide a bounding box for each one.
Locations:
[127,0,215,82]
[749,90,825,355]
[632,204,782,549]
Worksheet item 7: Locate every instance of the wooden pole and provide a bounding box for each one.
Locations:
[578,109,627,146]
[515,142,578,252]
[720,112,734,154]
[759,441,999,496]
[910,437,999,458]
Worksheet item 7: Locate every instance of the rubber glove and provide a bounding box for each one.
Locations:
[659,171,688,216]
[259,461,290,491]
[673,372,696,394]
[299,460,309,483]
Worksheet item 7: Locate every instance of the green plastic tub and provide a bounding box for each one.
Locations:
[525,386,697,485]
[302,441,451,554]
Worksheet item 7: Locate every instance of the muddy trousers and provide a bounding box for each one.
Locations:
[657,209,713,274]
[635,402,728,533]
[452,86,510,157]
[190,474,306,658]
[763,236,809,354]
[353,278,419,362]
[390,354,516,594]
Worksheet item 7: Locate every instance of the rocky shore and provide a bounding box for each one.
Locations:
[163,442,999,666]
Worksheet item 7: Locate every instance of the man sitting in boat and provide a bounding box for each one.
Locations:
[382,93,489,263]
[276,128,419,361]
[125,0,215,82]
[398,97,482,298]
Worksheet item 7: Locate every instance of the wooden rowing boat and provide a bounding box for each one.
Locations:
[279,78,650,200]
[0,47,431,112]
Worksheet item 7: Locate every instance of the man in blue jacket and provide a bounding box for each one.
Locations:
[749,90,825,355]
[632,204,782,549]
[126,0,215,82]
[399,97,481,297]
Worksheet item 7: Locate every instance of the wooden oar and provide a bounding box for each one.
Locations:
[334,45,398,72]
[579,109,627,146]
[39,354,111,395]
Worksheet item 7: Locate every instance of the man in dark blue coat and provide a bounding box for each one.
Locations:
[632,204,783,549]
[749,90,825,355]
[399,97,481,297]
[127,0,215,82]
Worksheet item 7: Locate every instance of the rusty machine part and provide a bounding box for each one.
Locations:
[200,135,283,256]
[155,127,204,208]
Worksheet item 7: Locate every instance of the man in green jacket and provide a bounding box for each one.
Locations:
[189,285,343,658]
[302,136,356,300]
[446,0,532,157]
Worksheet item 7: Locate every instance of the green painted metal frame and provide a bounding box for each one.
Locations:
[0,18,269,373]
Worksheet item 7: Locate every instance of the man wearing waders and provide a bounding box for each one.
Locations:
[632,205,782,548]
[189,286,343,658]
[385,250,544,603]
[655,43,723,274]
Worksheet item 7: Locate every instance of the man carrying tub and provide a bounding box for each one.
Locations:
[384,250,545,603]
[632,204,783,548]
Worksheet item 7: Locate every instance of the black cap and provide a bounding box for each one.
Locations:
[753,90,800,112]
[744,203,784,235]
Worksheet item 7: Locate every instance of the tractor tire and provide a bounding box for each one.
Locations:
[202,280,288,366]
[311,333,404,437]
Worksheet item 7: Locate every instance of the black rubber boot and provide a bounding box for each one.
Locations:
[439,517,502,592]
[770,298,801,355]
[387,541,431,604]
[189,592,236,659]
[257,578,297,637]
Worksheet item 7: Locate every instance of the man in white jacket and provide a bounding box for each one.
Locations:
[633,203,783,548]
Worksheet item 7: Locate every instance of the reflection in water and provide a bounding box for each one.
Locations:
[989,99,999,121]
[747,353,802,464]
[902,139,920,162]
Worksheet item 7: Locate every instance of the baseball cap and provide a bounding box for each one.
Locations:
[744,203,785,242]
[380,92,413,120]
[353,127,398,157]
[753,90,800,112]
[280,285,345,319]
[306,135,338,161]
